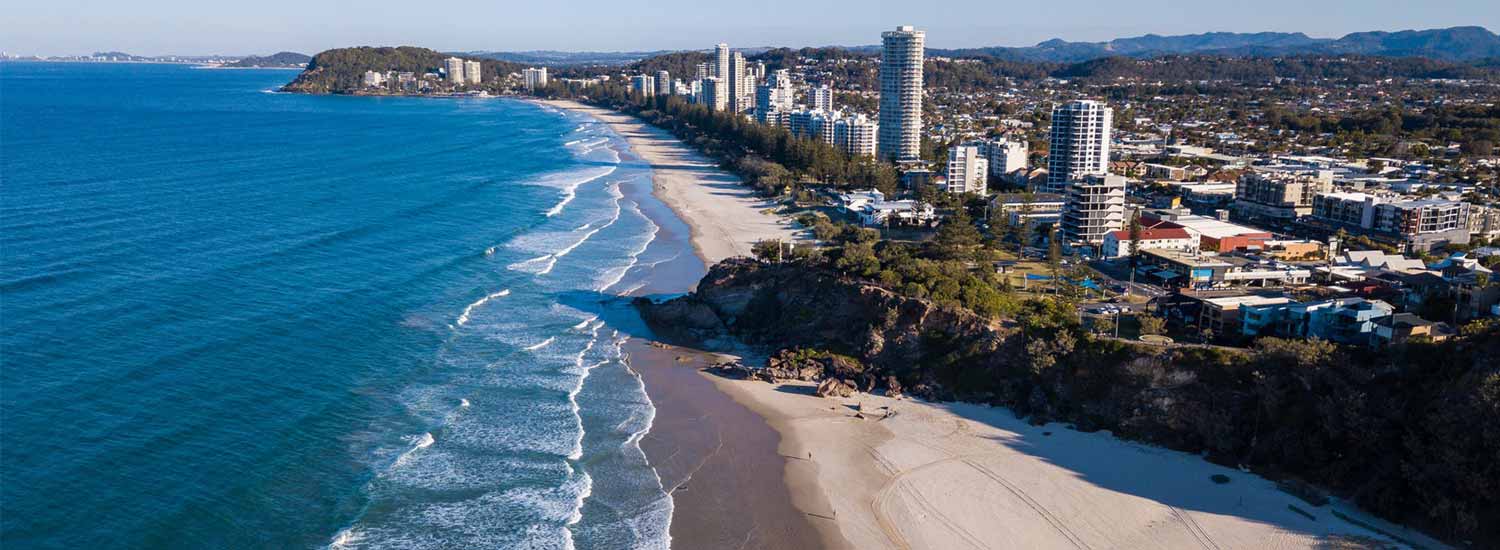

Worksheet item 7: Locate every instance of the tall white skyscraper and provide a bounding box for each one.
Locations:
[714,43,730,82]
[878,26,924,163]
[464,60,482,85]
[810,85,834,111]
[729,51,750,113]
[1046,100,1113,194]
[523,67,548,91]
[945,144,989,195]
[445,57,466,84]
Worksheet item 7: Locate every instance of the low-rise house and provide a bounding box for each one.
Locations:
[1142,210,1272,252]
[991,193,1065,233]
[1100,227,1197,259]
[1372,313,1455,345]
[1139,248,1311,289]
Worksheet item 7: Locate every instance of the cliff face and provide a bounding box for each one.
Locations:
[637,258,1015,399]
[638,259,1500,544]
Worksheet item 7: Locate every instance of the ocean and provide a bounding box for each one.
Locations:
[1,62,700,548]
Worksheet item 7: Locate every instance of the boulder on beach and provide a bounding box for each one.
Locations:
[815,378,856,398]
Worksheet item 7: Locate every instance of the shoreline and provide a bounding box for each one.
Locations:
[534,99,799,266]
[534,98,1449,550]
[537,98,834,549]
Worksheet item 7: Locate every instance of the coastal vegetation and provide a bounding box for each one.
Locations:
[282,46,524,94]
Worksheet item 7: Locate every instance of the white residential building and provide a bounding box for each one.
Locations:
[362,70,387,88]
[971,137,1028,179]
[811,85,834,111]
[523,67,548,91]
[788,109,837,143]
[944,144,989,195]
[445,57,466,85]
[1100,226,1198,259]
[714,43,730,82]
[877,26,924,163]
[701,77,728,112]
[833,114,878,158]
[1046,100,1113,194]
[755,69,794,126]
[464,60,482,85]
[1061,174,1127,246]
[630,75,656,98]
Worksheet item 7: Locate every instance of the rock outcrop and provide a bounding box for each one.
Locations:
[636,258,1013,401]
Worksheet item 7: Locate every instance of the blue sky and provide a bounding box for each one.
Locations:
[3,0,1497,56]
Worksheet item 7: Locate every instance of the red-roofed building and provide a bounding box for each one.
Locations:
[1101,226,1198,258]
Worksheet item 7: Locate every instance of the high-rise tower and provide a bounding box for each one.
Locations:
[877,26,924,163]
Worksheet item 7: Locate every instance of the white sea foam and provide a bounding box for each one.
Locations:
[596,199,661,292]
[544,166,616,218]
[327,527,362,549]
[508,183,624,276]
[523,337,556,352]
[454,288,509,327]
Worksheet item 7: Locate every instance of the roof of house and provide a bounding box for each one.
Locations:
[1106,227,1194,241]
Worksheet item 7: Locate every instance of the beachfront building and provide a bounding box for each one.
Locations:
[630,75,656,98]
[755,69,794,126]
[877,26,924,163]
[944,144,988,195]
[714,43,730,83]
[833,114,878,158]
[729,51,753,113]
[524,67,548,91]
[445,57,466,85]
[656,70,671,96]
[1046,100,1113,195]
[788,109,837,143]
[362,70,387,88]
[464,60,482,85]
[1061,174,1126,246]
[701,77,728,112]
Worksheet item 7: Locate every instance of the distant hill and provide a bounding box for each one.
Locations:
[929,26,1500,62]
[464,50,674,66]
[226,52,310,68]
[283,46,525,93]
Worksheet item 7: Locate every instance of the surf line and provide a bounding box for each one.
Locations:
[455,289,511,327]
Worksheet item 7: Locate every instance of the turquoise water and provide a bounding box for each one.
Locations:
[2,62,697,548]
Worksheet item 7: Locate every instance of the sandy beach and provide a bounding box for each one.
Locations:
[537,99,799,265]
[535,98,1444,550]
[708,375,1449,550]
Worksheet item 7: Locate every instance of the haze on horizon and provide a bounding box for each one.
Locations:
[3,0,1498,57]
